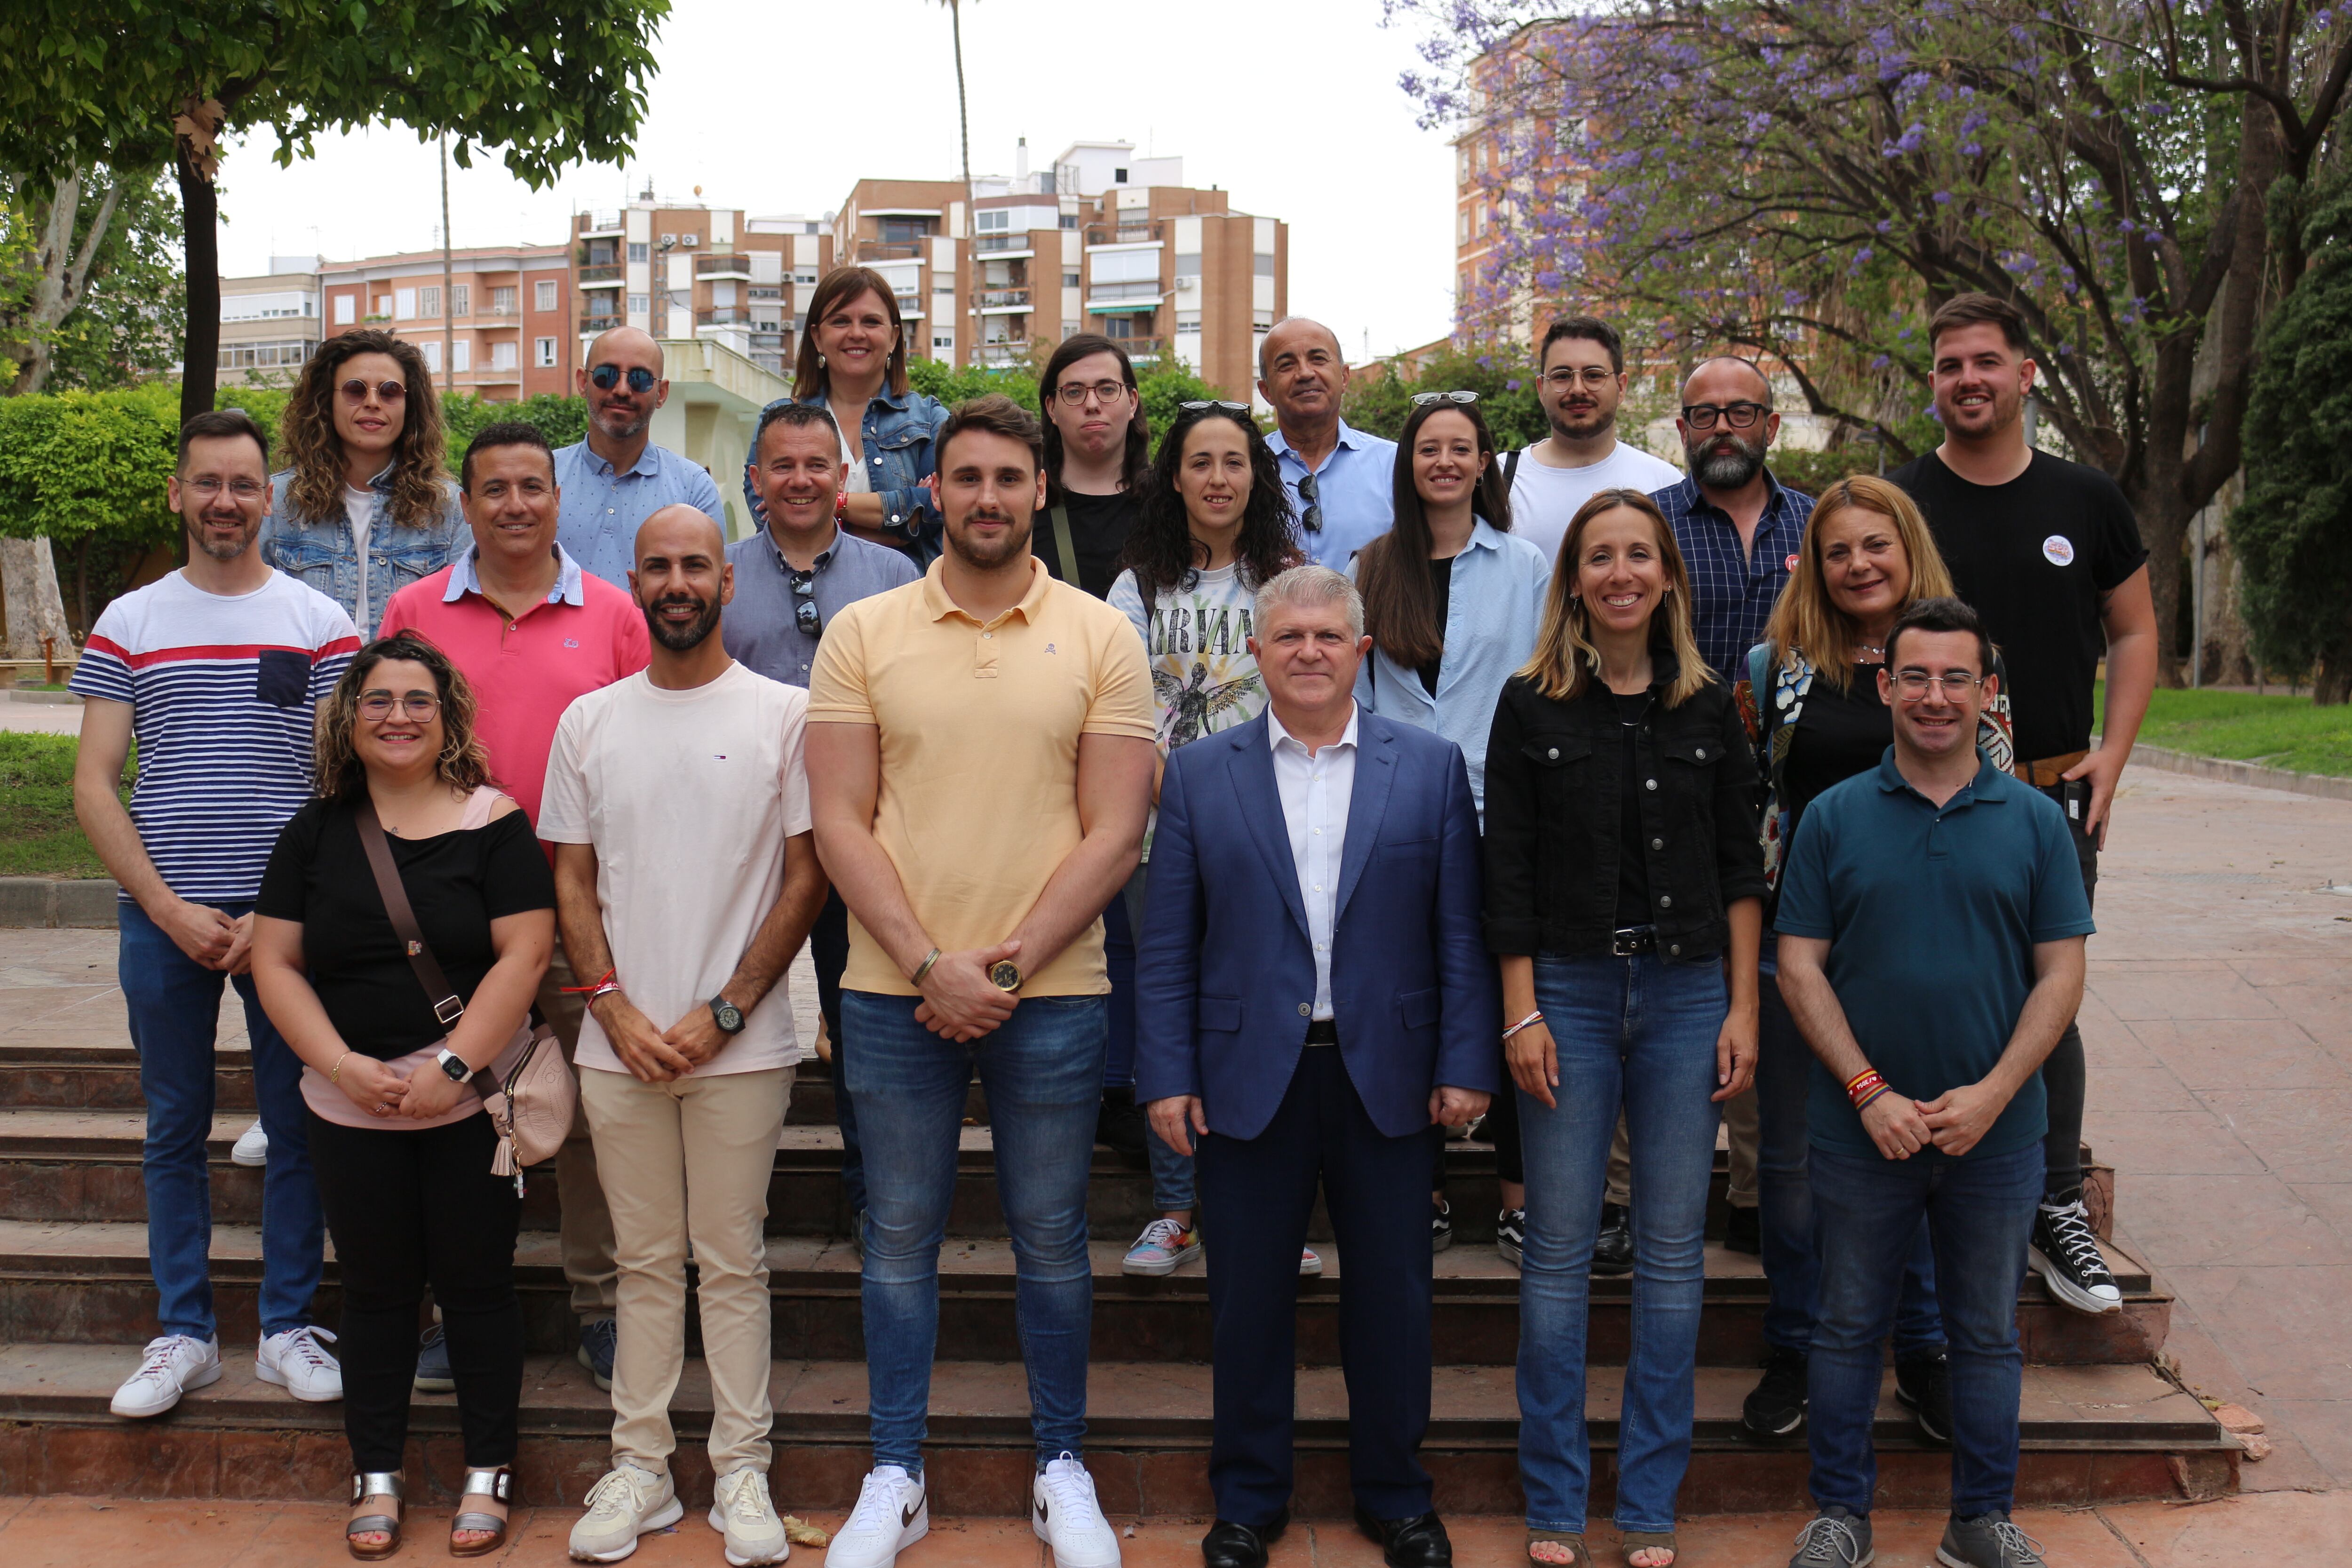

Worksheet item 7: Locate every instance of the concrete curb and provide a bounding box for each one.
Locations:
[0,688,79,706]
[2127,744,2352,804]
[0,878,120,928]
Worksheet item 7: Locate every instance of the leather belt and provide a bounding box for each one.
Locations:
[1304,1018,1339,1046]
[1611,925,1657,957]
[2021,749,2088,788]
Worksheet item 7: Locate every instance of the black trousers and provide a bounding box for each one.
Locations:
[1197,1047,1435,1526]
[308,1109,523,1472]
[2034,781,2100,1197]
[1432,1040,1523,1194]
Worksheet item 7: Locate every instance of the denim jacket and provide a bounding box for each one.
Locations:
[256,467,467,638]
[742,387,949,563]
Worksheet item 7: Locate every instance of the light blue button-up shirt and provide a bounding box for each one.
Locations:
[1269,419,1398,571]
[552,438,727,590]
[1349,518,1551,819]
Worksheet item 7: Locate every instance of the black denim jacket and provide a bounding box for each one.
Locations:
[1481,651,1767,962]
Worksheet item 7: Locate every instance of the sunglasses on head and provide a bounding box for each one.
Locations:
[590,365,659,394]
[1178,399,1251,415]
[339,378,406,404]
[1410,389,1481,407]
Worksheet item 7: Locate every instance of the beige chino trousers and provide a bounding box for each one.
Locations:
[580,1063,790,1477]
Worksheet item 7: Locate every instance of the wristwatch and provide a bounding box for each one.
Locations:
[988,960,1022,993]
[709,996,747,1035]
[434,1048,474,1085]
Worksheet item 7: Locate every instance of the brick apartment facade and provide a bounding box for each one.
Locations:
[316,244,577,399]
[572,199,836,381]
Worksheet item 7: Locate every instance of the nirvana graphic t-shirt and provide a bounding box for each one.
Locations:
[1109,562,1268,751]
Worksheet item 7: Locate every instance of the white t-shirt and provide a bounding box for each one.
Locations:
[1507,439,1685,567]
[343,484,377,633]
[538,662,815,1075]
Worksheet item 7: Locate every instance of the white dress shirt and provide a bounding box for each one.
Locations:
[1268,704,1360,1022]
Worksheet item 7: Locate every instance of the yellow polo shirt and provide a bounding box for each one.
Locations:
[809,556,1156,996]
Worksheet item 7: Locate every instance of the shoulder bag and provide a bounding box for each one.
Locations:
[353,798,576,1190]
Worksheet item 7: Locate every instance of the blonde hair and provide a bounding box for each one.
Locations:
[1519,488,1711,707]
[1760,474,1955,690]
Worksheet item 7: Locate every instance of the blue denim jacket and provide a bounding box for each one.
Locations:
[256,467,467,638]
[742,387,949,562]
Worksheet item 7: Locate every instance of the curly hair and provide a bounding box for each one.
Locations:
[279,329,451,535]
[1120,406,1301,601]
[314,631,495,804]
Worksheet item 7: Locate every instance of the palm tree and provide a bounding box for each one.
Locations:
[933,0,974,364]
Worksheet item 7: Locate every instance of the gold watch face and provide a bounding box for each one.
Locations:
[989,960,1022,992]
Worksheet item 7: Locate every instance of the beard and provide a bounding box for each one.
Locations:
[185,510,255,563]
[641,591,722,651]
[1687,430,1766,488]
[593,402,652,443]
[944,508,1034,571]
[1549,397,1615,442]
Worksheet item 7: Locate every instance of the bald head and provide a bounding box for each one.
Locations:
[1680,355,1773,408]
[634,503,724,567]
[1257,317,1349,435]
[1259,317,1343,379]
[631,504,731,654]
[588,326,665,375]
[580,328,670,446]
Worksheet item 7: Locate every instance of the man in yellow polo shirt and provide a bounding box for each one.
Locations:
[808,395,1155,1568]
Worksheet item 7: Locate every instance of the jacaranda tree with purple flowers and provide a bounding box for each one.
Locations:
[1393,0,2352,683]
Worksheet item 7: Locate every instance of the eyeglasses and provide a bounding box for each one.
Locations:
[357,691,442,722]
[1682,401,1769,430]
[1055,379,1132,406]
[1295,471,1321,533]
[589,364,659,394]
[1179,399,1251,414]
[1410,389,1482,406]
[181,477,266,501]
[339,378,407,405]
[1890,671,1983,700]
[789,568,822,637]
[1541,366,1617,389]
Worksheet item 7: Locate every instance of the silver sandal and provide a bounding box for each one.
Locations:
[346,1471,404,1561]
[450,1465,513,1558]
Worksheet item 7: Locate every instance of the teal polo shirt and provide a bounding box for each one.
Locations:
[1774,749,2094,1162]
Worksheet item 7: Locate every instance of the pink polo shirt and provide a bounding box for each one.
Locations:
[379,545,650,828]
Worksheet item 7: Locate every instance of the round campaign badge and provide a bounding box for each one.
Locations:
[1784,553,1800,572]
[2042,534,2075,567]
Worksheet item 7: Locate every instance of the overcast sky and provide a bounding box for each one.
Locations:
[212,0,1461,369]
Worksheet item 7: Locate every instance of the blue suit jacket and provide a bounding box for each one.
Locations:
[1134,708,1501,1142]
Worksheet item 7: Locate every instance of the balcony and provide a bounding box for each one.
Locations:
[855,241,925,261]
[977,340,1031,367]
[1085,279,1162,305]
[695,252,751,279]
[578,210,623,237]
[697,306,756,326]
[1103,334,1162,365]
[975,234,1033,255]
[976,287,1031,312]
[580,312,625,333]
[1086,220,1163,246]
[476,305,522,322]
[578,264,623,286]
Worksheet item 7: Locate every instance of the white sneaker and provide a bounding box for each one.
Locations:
[570,1462,683,1562]
[1299,1246,1323,1277]
[256,1324,342,1402]
[109,1333,222,1418]
[1033,1453,1120,1568]
[824,1465,927,1568]
[230,1120,270,1167]
[710,1467,790,1566]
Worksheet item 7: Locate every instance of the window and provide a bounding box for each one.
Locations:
[1089,248,1160,285]
[628,242,648,263]
[1476,201,1488,235]
[451,285,469,317]
[1254,255,1275,277]
[977,210,1008,232]
[419,286,440,318]
[1458,210,1469,246]
[628,294,650,313]
[932,332,955,352]
[1063,271,1079,288]
[536,280,557,312]
[1477,140,1489,172]
[1457,146,1470,184]
[215,339,315,369]
[452,340,470,373]
[1176,311,1202,335]
[1252,310,1273,329]
[1113,167,1128,183]
[420,339,441,373]
[373,295,390,318]
[491,286,516,315]
[536,336,557,368]
[1059,215,1077,230]
[490,340,518,371]
[334,294,355,325]
[1174,253,1202,278]
[394,287,418,319]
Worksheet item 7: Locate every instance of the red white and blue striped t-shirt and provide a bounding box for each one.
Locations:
[71,570,359,903]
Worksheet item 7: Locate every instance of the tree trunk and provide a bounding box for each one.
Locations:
[176,134,222,425]
[2316,654,2352,706]
[0,537,75,668]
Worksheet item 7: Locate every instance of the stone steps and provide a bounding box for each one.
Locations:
[0,1344,2236,1515]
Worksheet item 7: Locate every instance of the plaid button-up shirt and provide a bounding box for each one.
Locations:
[1651,470,1815,679]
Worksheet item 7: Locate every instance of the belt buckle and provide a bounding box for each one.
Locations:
[1611,927,1648,957]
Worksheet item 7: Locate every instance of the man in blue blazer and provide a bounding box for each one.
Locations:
[1136,565,1499,1568]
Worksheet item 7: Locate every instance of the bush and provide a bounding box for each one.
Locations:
[1341,345,1550,449]
[907,353,1232,450]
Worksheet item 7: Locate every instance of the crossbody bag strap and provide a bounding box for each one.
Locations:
[1050,504,1078,586]
[353,799,465,1028]
[1503,448,1523,489]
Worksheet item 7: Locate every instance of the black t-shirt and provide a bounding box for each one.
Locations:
[1417,556,1458,696]
[1038,488,1141,600]
[1613,689,1653,926]
[256,799,557,1058]
[1783,667,1892,836]
[1890,449,2146,763]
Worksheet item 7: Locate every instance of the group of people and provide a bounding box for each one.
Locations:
[71,260,2153,1568]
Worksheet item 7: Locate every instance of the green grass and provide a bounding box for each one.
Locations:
[2101,684,2352,778]
[0,732,126,879]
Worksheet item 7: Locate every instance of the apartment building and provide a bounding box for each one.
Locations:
[318,244,576,399]
[572,195,836,379]
[215,258,323,385]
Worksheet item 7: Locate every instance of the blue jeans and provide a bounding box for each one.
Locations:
[1517,952,1725,1535]
[1807,1142,2043,1519]
[119,899,322,1340]
[1756,972,1944,1357]
[844,990,1105,1470]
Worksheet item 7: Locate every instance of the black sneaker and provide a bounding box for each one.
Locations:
[1495,1207,1526,1267]
[1724,1204,1762,1255]
[1593,1202,1633,1276]
[1741,1345,1807,1438]
[1788,1507,1872,1567]
[1895,1350,1953,1445]
[1096,1086,1149,1166]
[1936,1511,2044,1568]
[2029,1190,2122,1315]
[1430,1198,1454,1253]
